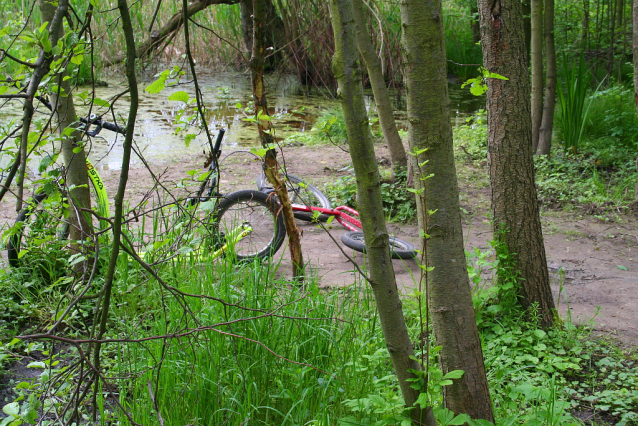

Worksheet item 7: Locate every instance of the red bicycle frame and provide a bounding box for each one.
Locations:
[291,204,362,231]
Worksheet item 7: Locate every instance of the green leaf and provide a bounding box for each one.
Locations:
[2,402,19,417]
[617,265,628,271]
[235,102,242,109]
[27,361,46,369]
[145,70,169,94]
[168,91,190,102]
[326,215,335,225]
[39,29,52,53]
[184,134,196,147]
[70,54,84,65]
[93,98,110,108]
[442,370,465,380]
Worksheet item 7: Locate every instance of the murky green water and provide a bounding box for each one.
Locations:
[1,71,483,172]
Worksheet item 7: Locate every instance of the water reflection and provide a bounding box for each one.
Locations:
[1,71,485,173]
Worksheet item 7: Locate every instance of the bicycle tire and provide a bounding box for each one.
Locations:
[212,189,286,261]
[257,173,332,222]
[341,231,417,260]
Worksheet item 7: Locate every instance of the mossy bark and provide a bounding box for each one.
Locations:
[39,0,93,248]
[252,0,305,280]
[477,0,556,327]
[351,0,407,178]
[400,0,495,421]
[329,1,435,424]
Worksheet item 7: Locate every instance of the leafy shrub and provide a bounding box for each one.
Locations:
[326,167,416,222]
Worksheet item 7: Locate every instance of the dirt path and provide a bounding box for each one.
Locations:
[2,143,637,345]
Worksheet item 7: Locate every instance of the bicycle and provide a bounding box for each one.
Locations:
[5,114,287,269]
[257,173,417,260]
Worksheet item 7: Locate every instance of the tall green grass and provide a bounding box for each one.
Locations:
[112,254,390,425]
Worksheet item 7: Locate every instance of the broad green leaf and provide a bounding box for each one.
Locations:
[2,402,19,417]
[442,370,465,380]
[168,91,190,102]
[145,70,169,94]
[27,361,46,369]
[93,98,110,108]
[70,54,84,65]
[617,265,628,271]
[184,133,195,147]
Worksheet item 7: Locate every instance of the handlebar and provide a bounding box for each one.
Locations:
[213,128,225,154]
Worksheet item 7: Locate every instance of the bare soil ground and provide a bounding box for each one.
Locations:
[2,142,637,346]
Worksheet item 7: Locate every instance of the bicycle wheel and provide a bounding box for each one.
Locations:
[341,231,417,260]
[212,189,286,261]
[257,173,331,222]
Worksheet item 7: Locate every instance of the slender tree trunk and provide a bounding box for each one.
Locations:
[251,0,305,280]
[351,0,407,178]
[538,0,556,155]
[39,0,93,247]
[582,0,590,49]
[633,0,638,200]
[531,0,543,153]
[400,0,495,421]
[330,1,435,424]
[241,0,253,53]
[471,4,482,44]
[521,0,532,58]
[477,0,556,327]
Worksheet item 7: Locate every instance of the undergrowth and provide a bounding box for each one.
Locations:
[454,108,638,215]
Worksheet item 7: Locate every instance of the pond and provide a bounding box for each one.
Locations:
[1,70,484,172]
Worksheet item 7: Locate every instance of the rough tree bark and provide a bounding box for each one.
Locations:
[240,0,287,70]
[329,0,435,424]
[351,0,407,179]
[477,0,556,327]
[251,0,305,280]
[400,0,494,420]
[531,0,543,153]
[537,0,557,155]
[39,0,93,246]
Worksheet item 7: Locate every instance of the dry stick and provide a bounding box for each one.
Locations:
[91,0,139,419]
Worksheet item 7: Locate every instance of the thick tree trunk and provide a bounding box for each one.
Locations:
[538,0,556,155]
[351,0,407,178]
[531,0,543,153]
[400,0,494,421]
[477,0,556,327]
[252,0,305,280]
[329,1,435,424]
[39,0,93,246]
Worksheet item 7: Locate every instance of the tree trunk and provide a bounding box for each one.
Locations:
[477,0,556,327]
[251,0,305,280]
[582,0,590,49]
[521,0,532,59]
[633,0,638,200]
[531,0,543,153]
[241,0,253,53]
[538,0,556,155]
[471,4,482,44]
[39,0,93,247]
[400,0,494,421]
[351,0,408,178]
[329,1,435,424]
